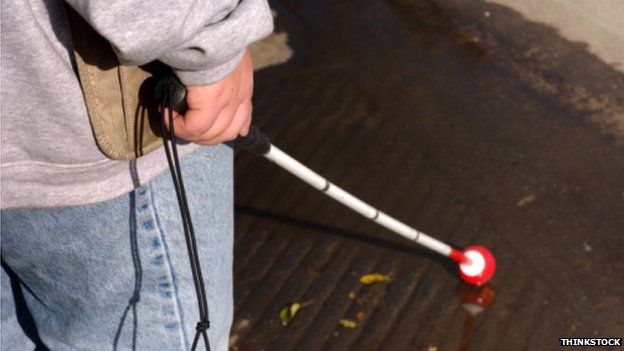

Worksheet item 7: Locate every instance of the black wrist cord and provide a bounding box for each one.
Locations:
[158,83,211,351]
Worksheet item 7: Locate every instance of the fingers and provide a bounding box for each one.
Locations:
[165,96,225,141]
[162,99,252,145]
[196,100,252,146]
[240,104,253,137]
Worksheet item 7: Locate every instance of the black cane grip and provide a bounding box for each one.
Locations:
[234,126,271,156]
[154,75,188,113]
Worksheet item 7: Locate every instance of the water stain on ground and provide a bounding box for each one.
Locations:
[457,282,495,351]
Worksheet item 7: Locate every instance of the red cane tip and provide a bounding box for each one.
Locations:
[449,248,470,264]
[458,246,496,286]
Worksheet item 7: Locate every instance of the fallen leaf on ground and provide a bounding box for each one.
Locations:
[356,311,366,321]
[279,303,301,326]
[360,273,391,285]
[339,319,357,328]
[516,194,535,207]
[348,291,357,300]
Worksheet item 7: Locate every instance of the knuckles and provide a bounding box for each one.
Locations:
[222,129,240,141]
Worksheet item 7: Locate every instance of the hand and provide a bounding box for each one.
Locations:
[164,50,254,146]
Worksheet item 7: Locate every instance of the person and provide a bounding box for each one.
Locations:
[1,0,273,350]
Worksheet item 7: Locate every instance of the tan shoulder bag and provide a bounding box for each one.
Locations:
[65,6,165,160]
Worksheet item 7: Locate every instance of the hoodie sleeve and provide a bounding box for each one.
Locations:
[64,0,274,85]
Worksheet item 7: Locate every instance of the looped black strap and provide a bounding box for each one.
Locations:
[196,320,210,332]
[128,294,140,305]
[157,78,211,351]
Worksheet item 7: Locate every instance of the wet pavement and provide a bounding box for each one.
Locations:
[231,0,624,350]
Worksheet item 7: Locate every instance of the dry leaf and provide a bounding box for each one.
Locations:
[339,319,357,328]
[356,311,366,321]
[360,273,391,285]
[516,194,535,207]
[279,307,290,325]
[279,303,301,326]
[348,291,357,300]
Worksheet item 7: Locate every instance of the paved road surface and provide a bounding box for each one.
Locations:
[231,1,624,350]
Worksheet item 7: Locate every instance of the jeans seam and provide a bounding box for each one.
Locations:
[147,182,191,351]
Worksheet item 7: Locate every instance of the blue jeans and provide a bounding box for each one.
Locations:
[1,146,233,351]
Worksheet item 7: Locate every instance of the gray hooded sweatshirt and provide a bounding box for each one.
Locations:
[1,0,273,209]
